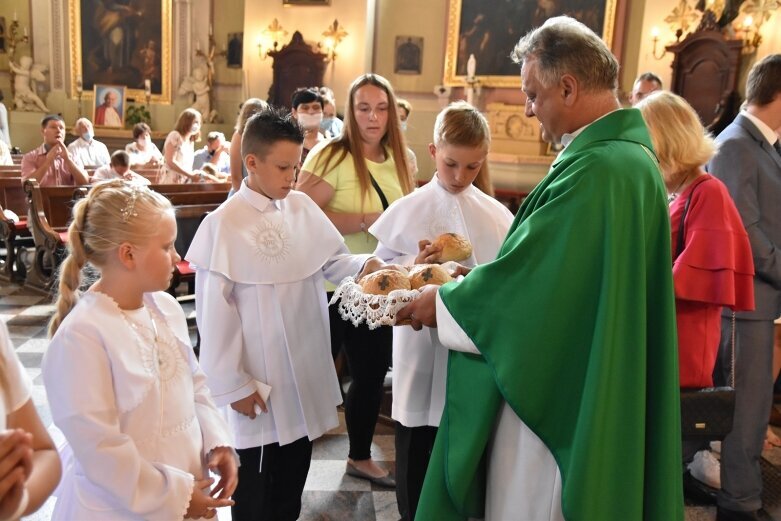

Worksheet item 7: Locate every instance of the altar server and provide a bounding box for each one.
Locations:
[370,101,513,521]
[187,107,390,521]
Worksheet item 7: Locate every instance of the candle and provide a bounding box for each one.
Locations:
[144,79,152,96]
[13,11,17,21]
[76,75,83,94]
[467,54,476,78]
[209,23,213,36]
[196,39,201,51]
[651,26,660,39]
[23,27,28,37]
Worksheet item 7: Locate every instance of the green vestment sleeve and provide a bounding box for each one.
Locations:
[417,109,684,521]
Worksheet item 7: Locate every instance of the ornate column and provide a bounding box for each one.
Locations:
[173,0,194,95]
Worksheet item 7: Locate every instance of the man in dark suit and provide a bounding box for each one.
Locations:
[709,54,781,521]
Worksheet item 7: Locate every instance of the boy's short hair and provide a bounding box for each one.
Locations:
[397,98,412,116]
[41,114,64,128]
[206,131,225,143]
[291,88,324,110]
[110,150,130,167]
[242,107,304,160]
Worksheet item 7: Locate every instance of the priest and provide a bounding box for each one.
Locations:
[397,16,684,521]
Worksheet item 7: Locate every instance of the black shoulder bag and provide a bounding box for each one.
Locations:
[369,173,390,211]
[676,181,737,440]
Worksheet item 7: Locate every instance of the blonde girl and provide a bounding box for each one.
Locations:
[369,101,514,520]
[43,180,238,520]
[0,324,60,520]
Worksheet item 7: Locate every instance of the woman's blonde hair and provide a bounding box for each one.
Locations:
[309,74,412,205]
[636,91,717,182]
[433,101,494,196]
[48,180,173,337]
[235,98,268,134]
[174,108,202,142]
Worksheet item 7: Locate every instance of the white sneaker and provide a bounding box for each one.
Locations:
[688,450,721,489]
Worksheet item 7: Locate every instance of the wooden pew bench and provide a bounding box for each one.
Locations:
[23,180,88,292]
[0,177,32,281]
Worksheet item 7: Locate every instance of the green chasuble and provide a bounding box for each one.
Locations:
[416,109,683,521]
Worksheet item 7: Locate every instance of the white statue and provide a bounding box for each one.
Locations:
[9,56,49,112]
[178,66,219,123]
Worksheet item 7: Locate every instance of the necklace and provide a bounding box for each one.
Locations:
[667,172,692,204]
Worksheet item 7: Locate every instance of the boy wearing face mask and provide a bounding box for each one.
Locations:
[66,117,111,168]
[291,88,326,163]
[125,122,164,170]
[317,86,345,139]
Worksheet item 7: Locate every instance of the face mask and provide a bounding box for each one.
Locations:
[400,121,408,132]
[298,112,323,129]
[320,117,335,131]
[191,123,201,134]
[137,137,149,147]
[82,131,93,142]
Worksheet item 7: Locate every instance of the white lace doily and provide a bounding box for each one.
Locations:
[330,276,419,329]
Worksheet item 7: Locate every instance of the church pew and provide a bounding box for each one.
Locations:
[149,182,231,194]
[23,180,88,293]
[168,202,223,298]
[0,177,32,281]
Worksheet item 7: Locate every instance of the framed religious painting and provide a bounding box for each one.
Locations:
[395,36,423,75]
[444,0,625,87]
[69,0,172,103]
[93,84,126,128]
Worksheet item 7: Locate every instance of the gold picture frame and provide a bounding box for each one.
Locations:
[444,0,622,88]
[68,0,171,103]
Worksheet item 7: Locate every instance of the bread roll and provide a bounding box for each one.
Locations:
[432,233,473,262]
[360,269,412,295]
[408,264,453,290]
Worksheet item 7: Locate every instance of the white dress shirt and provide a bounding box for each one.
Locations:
[66,137,111,167]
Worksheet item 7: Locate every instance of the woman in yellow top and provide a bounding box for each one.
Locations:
[297,73,412,486]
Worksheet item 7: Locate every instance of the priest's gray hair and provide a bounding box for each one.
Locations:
[511,16,618,92]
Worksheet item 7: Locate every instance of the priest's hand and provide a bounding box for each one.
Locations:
[207,447,239,500]
[415,240,442,264]
[230,392,266,419]
[397,285,438,330]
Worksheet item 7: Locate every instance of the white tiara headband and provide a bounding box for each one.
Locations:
[119,185,145,223]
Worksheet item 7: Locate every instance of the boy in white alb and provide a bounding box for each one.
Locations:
[370,101,513,520]
[187,108,390,521]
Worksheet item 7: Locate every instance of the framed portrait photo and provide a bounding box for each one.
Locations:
[394,36,423,75]
[93,84,126,128]
[69,0,171,103]
[444,0,625,87]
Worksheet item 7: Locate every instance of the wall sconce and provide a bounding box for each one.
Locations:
[320,19,348,63]
[257,19,288,60]
[650,26,668,60]
[736,15,762,53]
